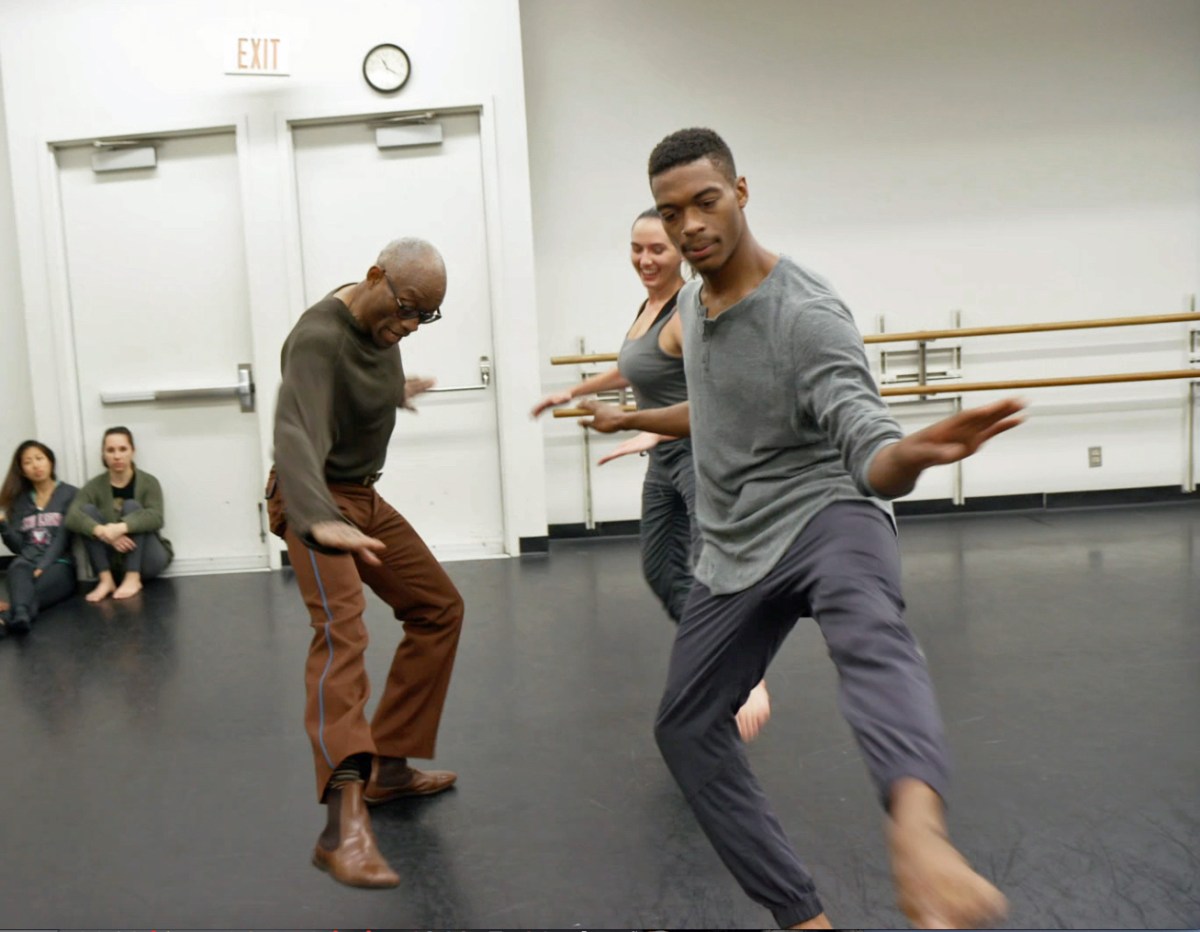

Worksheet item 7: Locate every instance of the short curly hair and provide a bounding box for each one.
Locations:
[648,128,736,182]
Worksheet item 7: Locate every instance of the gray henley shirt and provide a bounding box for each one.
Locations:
[681,255,903,594]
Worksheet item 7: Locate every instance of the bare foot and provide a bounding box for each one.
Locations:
[788,912,833,929]
[113,573,143,600]
[888,781,1008,929]
[86,576,116,602]
[736,679,771,742]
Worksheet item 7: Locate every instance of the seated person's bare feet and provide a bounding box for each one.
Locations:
[113,572,144,600]
[888,779,1007,929]
[736,679,771,742]
[86,575,116,602]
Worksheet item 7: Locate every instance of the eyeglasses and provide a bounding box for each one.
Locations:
[382,271,442,324]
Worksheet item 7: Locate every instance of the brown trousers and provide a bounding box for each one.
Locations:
[266,471,464,800]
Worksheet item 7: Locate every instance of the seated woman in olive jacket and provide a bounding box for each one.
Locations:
[67,426,172,601]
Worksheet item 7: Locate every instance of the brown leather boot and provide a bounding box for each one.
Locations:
[364,755,457,806]
[311,781,400,888]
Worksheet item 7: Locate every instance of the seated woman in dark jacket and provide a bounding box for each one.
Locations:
[0,440,79,637]
[67,426,172,602]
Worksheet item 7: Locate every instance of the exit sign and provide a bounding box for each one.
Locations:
[225,35,289,76]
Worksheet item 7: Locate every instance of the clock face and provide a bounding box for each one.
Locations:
[363,44,410,93]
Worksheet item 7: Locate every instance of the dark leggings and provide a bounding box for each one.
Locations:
[4,557,76,623]
[640,440,700,622]
[81,502,171,580]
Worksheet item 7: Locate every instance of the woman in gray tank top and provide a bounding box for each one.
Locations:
[533,209,770,741]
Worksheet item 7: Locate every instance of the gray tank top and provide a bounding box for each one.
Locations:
[617,292,688,411]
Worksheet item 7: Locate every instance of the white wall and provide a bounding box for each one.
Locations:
[522,0,1200,521]
[0,0,548,558]
[0,56,34,457]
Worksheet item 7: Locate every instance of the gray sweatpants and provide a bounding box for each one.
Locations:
[654,501,950,928]
[81,502,171,580]
[640,440,700,622]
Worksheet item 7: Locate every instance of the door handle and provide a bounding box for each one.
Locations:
[101,363,256,412]
[425,356,492,393]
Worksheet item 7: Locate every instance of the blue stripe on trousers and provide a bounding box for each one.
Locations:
[308,549,337,769]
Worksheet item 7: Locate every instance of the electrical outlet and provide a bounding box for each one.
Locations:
[1088,446,1102,467]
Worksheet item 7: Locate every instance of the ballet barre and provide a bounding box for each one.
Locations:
[881,368,1200,397]
[549,308,1200,513]
[866,312,1200,344]
[551,369,1200,417]
[549,312,1200,366]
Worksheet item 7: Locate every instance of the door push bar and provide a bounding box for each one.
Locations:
[425,356,492,393]
[100,363,256,413]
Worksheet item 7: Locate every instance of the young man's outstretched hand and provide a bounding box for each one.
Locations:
[577,395,1026,503]
[869,398,1026,499]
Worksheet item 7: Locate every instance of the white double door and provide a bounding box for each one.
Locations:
[289,111,505,558]
[54,131,267,573]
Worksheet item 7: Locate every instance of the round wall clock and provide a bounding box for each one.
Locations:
[363,43,411,93]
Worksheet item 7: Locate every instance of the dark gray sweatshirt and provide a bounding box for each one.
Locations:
[1,481,79,570]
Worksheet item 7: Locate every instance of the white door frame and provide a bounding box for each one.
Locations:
[274,99,519,566]
[37,116,272,573]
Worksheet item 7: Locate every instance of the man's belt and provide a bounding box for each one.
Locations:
[330,472,383,487]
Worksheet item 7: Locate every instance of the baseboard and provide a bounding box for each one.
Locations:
[0,553,269,577]
[546,486,1200,537]
[163,555,271,576]
[895,484,1200,518]
[428,541,507,561]
[1044,484,1200,509]
[547,519,641,540]
[895,494,1045,516]
[519,535,549,555]
[279,538,506,567]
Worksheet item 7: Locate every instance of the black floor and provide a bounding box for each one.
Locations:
[1,504,1198,930]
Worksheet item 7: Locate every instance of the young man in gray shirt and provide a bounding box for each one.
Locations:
[581,128,1020,929]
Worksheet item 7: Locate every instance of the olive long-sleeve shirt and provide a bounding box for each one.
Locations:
[66,470,173,561]
[272,295,406,539]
